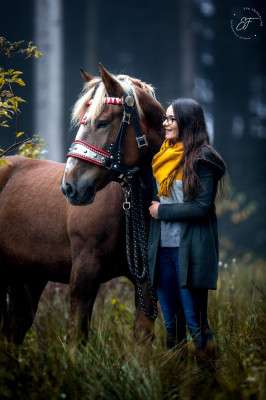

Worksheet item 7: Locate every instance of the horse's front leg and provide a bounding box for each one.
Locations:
[6,278,47,344]
[67,262,100,344]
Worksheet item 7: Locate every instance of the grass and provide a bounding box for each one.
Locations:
[0,258,265,400]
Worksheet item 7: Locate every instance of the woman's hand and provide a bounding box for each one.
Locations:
[149,201,160,219]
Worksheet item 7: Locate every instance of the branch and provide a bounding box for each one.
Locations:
[7,80,20,142]
[0,138,31,157]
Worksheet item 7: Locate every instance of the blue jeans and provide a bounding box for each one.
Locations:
[156,247,213,351]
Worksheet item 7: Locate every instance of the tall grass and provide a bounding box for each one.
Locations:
[0,259,265,400]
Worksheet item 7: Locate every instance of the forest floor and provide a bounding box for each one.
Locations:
[0,257,265,400]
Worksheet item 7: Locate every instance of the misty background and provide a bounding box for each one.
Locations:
[1,0,265,260]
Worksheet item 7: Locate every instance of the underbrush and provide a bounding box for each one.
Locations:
[0,258,265,399]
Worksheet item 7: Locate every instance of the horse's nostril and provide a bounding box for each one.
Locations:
[66,182,74,197]
[61,180,95,205]
[61,181,75,198]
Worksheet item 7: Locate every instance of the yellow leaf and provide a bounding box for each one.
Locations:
[17,131,24,138]
[0,121,9,127]
[15,78,25,86]
[0,158,12,168]
[14,97,26,103]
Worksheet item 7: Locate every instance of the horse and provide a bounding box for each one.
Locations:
[0,64,164,344]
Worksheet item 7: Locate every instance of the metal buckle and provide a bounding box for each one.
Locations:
[122,112,131,125]
[136,135,148,148]
[104,157,113,169]
[123,200,131,210]
[123,189,131,210]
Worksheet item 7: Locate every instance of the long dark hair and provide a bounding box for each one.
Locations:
[171,98,223,201]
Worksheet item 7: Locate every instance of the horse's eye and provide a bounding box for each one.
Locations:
[97,121,110,129]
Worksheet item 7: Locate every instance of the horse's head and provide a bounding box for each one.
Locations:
[61,63,164,205]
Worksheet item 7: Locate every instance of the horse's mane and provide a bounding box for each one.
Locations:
[71,74,156,127]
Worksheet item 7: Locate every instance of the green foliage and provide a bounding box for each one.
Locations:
[217,186,259,261]
[0,150,12,168]
[217,190,258,225]
[0,37,42,166]
[0,37,42,59]
[0,260,265,400]
[0,68,26,128]
[17,134,47,159]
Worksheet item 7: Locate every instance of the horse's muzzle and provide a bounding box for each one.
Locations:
[61,180,96,206]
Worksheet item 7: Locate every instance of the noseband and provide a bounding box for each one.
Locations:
[67,84,148,177]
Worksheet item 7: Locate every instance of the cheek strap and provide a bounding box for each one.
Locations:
[67,87,148,177]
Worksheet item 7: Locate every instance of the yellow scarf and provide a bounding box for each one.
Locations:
[152,140,183,198]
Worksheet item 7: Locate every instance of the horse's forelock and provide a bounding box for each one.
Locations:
[71,77,106,127]
[71,74,156,127]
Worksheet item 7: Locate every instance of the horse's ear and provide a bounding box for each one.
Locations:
[80,68,94,82]
[99,63,123,97]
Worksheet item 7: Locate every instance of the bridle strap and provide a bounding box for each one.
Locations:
[102,87,147,175]
[67,83,148,177]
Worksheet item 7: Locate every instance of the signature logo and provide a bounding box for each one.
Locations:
[236,17,259,31]
[231,7,263,39]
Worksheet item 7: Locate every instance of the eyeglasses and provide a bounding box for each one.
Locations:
[162,114,176,125]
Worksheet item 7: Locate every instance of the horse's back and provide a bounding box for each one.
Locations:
[0,155,65,190]
[0,156,66,210]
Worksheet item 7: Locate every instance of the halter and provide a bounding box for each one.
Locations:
[66,81,157,320]
[67,84,148,177]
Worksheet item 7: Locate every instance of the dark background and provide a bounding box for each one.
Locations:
[1,0,265,260]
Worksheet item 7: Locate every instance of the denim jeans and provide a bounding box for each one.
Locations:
[156,247,213,350]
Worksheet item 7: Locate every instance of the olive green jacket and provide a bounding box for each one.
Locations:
[148,147,226,290]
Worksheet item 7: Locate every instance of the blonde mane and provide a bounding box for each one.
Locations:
[71,74,156,127]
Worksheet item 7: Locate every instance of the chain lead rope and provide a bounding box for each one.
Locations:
[123,177,158,320]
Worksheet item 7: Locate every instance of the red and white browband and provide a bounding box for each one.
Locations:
[80,97,123,124]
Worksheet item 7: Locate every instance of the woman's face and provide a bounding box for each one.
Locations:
[163,105,179,141]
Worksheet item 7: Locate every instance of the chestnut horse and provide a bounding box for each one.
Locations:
[0,64,164,344]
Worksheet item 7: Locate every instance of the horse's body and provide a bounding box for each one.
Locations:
[0,64,164,343]
[0,156,131,343]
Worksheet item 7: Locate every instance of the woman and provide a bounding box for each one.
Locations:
[148,98,226,369]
